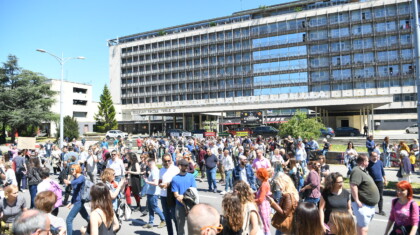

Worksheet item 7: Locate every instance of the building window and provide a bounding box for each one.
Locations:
[73,112,87,118]
[73,100,87,106]
[73,87,87,94]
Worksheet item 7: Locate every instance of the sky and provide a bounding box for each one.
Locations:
[0,0,288,102]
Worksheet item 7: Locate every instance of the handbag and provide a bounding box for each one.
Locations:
[271,194,297,233]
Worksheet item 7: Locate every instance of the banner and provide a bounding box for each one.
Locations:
[17,137,36,149]
[204,132,216,137]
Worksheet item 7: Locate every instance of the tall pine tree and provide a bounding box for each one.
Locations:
[94,85,118,132]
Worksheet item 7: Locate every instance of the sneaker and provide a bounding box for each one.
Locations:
[213,189,218,193]
[141,211,148,217]
[220,191,227,195]
[378,211,386,216]
[143,224,153,229]
[158,221,166,228]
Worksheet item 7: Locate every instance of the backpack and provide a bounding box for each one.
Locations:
[183,187,199,213]
[49,180,63,208]
[81,179,95,202]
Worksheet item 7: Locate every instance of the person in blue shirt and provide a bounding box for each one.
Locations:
[367,152,387,216]
[171,159,196,235]
[366,135,375,156]
[64,164,89,235]
[100,138,109,149]
[233,155,256,191]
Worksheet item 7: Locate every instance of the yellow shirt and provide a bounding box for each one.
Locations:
[409,155,416,164]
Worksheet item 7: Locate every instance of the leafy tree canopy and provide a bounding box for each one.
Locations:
[0,55,57,143]
[56,115,79,141]
[279,111,325,139]
[94,85,118,132]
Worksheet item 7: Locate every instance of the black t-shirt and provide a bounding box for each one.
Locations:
[321,189,350,223]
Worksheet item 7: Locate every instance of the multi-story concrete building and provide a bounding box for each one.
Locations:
[42,79,98,136]
[109,0,417,134]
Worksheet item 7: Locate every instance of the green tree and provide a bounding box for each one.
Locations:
[279,111,325,139]
[94,85,118,132]
[56,116,79,141]
[0,55,57,143]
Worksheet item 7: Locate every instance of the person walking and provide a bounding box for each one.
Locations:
[367,152,387,216]
[204,148,218,193]
[221,150,234,195]
[27,157,42,208]
[350,154,380,235]
[159,154,180,235]
[85,148,98,183]
[64,164,90,235]
[300,160,321,205]
[143,158,166,229]
[125,152,142,211]
[233,155,257,191]
[171,159,197,235]
[366,135,375,157]
[382,137,391,168]
[255,168,271,235]
[383,180,419,235]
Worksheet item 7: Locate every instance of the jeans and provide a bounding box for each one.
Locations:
[146,195,165,224]
[115,175,122,183]
[15,172,24,191]
[375,181,384,212]
[383,152,391,168]
[305,197,320,205]
[29,185,37,208]
[161,196,177,235]
[175,203,187,235]
[275,230,283,235]
[66,201,89,235]
[206,167,217,191]
[224,170,233,192]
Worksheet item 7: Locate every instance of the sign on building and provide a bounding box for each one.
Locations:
[241,111,263,125]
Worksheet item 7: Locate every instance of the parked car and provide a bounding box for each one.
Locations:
[228,127,253,136]
[334,127,360,136]
[405,124,418,133]
[191,129,206,135]
[106,130,128,139]
[320,127,335,139]
[252,126,279,137]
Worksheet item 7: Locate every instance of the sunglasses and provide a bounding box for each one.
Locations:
[201,224,223,233]
[164,160,171,163]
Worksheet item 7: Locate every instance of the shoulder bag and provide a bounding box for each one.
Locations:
[271,194,297,233]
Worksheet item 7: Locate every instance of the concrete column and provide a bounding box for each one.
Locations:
[326,110,329,127]
[359,109,363,130]
[371,104,375,136]
[199,114,202,129]
[182,113,186,130]
[191,113,195,131]
[173,116,176,129]
[315,107,318,119]
[148,116,151,136]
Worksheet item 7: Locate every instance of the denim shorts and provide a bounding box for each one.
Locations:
[351,202,375,227]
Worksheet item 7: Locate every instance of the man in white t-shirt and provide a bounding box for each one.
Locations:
[159,154,180,235]
[85,149,98,183]
[106,150,125,182]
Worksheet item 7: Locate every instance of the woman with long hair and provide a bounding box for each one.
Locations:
[101,168,126,211]
[384,181,419,235]
[64,164,90,235]
[255,168,271,235]
[382,137,391,168]
[125,152,142,211]
[345,141,358,177]
[327,210,356,235]
[221,193,243,235]
[233,180,262,235]
[291,202,324,235]
[85,182,120,235]
[300,160,321,205]
[267,172,299,235]
[319,172,351,226]
[27,157,42,208]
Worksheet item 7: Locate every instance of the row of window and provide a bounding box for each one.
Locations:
[120,2,411,54]
[121,77,253,94]
[310,49,414,68]
[393,93,417,102]
[311,64,414,81]
[253,46,307,60]
[309,3,411,27]
[121,41,251,64]
[121,90,253,104]
[309,34,412,54]
[308,20,410,40]
[254,73,308,86]
[311,79,415,92]
[253,59,307,73]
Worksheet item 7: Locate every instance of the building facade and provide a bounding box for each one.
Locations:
[109,0,417,134]
[43,79,98,136]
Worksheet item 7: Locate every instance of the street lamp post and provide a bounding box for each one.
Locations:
[36,49,85,148]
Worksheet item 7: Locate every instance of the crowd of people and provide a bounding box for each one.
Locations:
[0,134,418,235]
